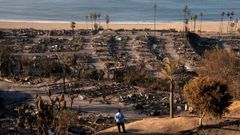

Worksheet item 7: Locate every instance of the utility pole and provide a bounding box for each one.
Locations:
[183,3,190,54]
[153,2,157,37]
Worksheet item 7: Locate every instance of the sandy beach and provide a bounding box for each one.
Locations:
[0,21,233,33]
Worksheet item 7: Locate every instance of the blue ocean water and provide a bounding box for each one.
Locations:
[0,0,239,22]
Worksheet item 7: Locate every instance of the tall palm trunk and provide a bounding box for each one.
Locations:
[190,19,193,31]
[194,20,196,32]
[227,16,231,34]
[85,17,88,29]
[220,12,225,35]
[71,22,76,40]
[72,28,75,40]
[91,18,93,30]
[98,17,101,28]
[73,55,76,77]
[222,17,224,34]
[220,17,224,35]
[227,20,229,34]
[200,16,202,33]
[105,15,110,30]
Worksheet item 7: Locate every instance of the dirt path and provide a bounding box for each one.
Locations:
[161,35,180,62]
[100,116,199,134]
[128,38,140,61]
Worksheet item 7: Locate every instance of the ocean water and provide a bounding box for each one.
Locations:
[0,0,239,22]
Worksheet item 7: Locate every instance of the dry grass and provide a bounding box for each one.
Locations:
[226,101,240,118]
[100,101,240,135]
[100,116,199,134]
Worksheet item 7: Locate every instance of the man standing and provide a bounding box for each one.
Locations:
[115,109,127,133]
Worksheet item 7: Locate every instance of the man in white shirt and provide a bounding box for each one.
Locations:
[115,109,127,133]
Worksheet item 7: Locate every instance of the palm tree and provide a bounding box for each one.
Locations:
[230,11,235,33]
[219,12,225,35]
[89,13,94,29]
[184,19,189,32]
[97,12,101,28]
[190,16,194,31]
[85,15,89,29]
[163,57,176,118]
[199,12,203,33]
[94,13,98,23]
[71,21,76,40]
[192,15,198,32]
[226,12,231,33]
[105,15,110,29]
[226,11,235,34]
[183,5,190,52]
[56,53,71,93]
[183,5,190,33]
[90,13,97,29]
[92,13,98,30]
[231,11,235,19]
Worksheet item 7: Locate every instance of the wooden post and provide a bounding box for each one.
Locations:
[170,78,174,118]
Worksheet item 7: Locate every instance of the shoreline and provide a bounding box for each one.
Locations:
[0,20,233,33]
[0,19,224,24]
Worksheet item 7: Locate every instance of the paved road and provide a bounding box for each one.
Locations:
[0,81,146,120]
